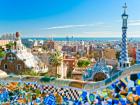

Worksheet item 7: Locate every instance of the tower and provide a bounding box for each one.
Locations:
[14,32,24,50]
[136,43,140,64]
[118,3,130,69]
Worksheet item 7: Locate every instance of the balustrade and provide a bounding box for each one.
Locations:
[0,65,140,91]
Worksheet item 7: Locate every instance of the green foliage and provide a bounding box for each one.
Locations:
[49,51,62,78]
[50,76,56,81]
[56,74,61,78]
[40,76,56,82]
[39,73,48,76]
[40,76,51,82]
[0,48,5,58]
[20,69,39,76]
[49,51,62,66]
[77,60,91,67]
[6,42,15,50]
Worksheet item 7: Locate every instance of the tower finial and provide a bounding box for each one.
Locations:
[123,3,127,14]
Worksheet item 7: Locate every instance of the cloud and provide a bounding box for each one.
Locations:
[47,24,94,29]
[128,19,140,26]
[115,19,140,26]
[41,22,105,30]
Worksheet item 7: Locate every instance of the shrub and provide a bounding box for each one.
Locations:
[20,69,39,76]
[40,76,56,82]
[77,60,91,67]
[40,76,51,82]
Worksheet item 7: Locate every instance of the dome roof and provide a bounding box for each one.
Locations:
[16,32,20,38]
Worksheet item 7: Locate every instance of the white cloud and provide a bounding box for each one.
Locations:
[42,22,105,30]
[46,24,94,30]
[129,23,140,26]
[128,19,140,26]
[115,19,140,26]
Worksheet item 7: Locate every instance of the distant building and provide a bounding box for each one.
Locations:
[0,33,16,40]
[128,45,136,61]
[103,48,116,60]
[62,41,92,56]
[89,44,96,53]
[43,40,60,51]
[63,56,76,69]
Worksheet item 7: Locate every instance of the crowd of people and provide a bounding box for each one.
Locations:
[0,74,140,105]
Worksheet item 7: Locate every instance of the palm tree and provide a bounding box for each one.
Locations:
[49,51,63,78]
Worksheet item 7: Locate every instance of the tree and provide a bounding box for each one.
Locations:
[0,47,5,58]
[40,76,56,82]
[77,60,91,68]
[6,42,15,50]
[49,51,63,77]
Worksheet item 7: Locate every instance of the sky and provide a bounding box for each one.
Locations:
[0,0,140,37]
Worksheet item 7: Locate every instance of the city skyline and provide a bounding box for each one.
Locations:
[0,0,140,37]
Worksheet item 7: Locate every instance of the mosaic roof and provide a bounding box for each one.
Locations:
[83,58,111,81]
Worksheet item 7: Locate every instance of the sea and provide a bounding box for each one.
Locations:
[22,37,140,42]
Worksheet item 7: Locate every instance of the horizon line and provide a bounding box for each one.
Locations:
[22,36,140,38]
